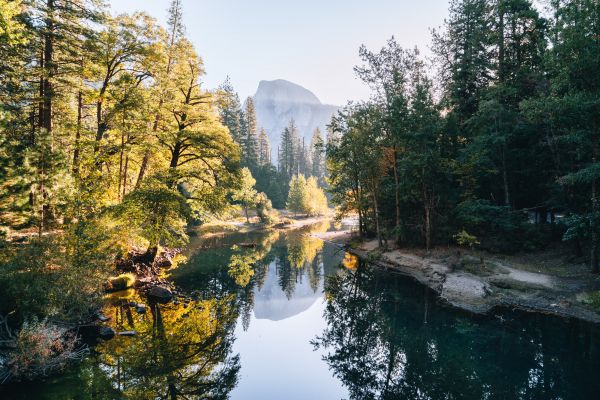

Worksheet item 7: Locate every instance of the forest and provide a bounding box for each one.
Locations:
[327,0,600,271]
[0,0,328,384]
[0,0,599,395]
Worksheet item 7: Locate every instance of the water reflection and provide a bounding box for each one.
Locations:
[4,222,600,399]
[314,263,600,400]
[98,295,240,399]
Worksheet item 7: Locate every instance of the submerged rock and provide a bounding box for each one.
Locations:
[148,286,173,303]
[98,327,116,341]
[135,303,147,314]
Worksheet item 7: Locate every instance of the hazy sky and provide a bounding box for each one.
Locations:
[109,0,450,106]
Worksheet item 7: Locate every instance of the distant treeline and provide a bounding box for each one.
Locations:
[216,82,328,209]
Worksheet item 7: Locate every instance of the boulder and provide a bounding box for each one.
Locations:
[98,327,116,341]
[147,286,173,303]
[135,303,147,314]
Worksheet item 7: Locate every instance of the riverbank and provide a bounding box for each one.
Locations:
[313,228,600,324]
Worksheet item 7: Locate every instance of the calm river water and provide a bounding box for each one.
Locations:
[3,221,600,399]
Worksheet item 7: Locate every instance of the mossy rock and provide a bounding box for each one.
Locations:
[108,273,136,291]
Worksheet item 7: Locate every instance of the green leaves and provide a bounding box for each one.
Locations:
[114,180,191,249]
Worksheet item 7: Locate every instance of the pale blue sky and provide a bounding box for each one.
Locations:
[109,0,450,105]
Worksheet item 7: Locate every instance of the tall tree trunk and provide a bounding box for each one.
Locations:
[94,100,105,155]
[498,1,505,83]
[591,142,599,273]
[42,0,54,136]
[73,90,82,175]
[135,150,150,189]
[37,0,55,236]
[118,127,125,202]
[393,147,401,245]
[502,143,510,207]
[372,190,382,248]
[423,186,432,251]
[122,154,129,200]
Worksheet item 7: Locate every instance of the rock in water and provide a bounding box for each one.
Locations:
[147,286,173,303]
[135,303,147,314]
[98,327,116,340]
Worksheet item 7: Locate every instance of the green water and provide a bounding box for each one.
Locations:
[2,223,600,399]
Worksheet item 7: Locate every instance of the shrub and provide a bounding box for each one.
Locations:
[256,192,278,225]
[108,273,136,291]
[286,175,328,216]
[454,230,480,250]
[455,200,549,252]
[1,319,87,383]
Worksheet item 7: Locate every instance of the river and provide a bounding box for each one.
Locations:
[3,220,600,399]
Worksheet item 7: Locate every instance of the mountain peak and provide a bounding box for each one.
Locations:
[252,79,339,163]
[255,79,322,106]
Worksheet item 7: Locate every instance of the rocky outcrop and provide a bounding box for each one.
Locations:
[342,245,600,324]
[115,247,180,277]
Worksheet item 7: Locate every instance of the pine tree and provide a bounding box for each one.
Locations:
[310,128,325,184]
[286,174,307,216]
[216,77,243,144]
[258,127,271,165]
[278,119,299,179]
[432,0,492,122]
[242,97,259,167]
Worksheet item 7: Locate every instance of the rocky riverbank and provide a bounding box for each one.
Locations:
[313,230,600,324]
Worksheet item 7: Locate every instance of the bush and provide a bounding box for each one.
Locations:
[1,319,87,383]
[455,200,551,252]
[453,230,480,250]
[286,175,328,216]
[108,273,136,291]
[256,192,278,225]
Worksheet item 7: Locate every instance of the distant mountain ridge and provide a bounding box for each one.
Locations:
[252,79,339,163]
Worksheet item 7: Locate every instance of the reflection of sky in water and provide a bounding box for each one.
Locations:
[231,239,348,399]
[253,260,322,321]
[231,299,348,400]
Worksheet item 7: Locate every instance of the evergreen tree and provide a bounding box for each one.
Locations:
[432,0,492,122]
[310,128,325,184]
[286,174,307,216]
[258,127,271,165]
[216,77,243,144]
[278,119,300,180]
[242,97,259,167]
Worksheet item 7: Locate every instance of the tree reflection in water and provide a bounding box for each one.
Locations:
[314,262,600,400]
[95,292,240,399]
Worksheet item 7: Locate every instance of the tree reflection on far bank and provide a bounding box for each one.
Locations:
[314,263,600,400]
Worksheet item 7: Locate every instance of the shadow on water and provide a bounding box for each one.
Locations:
[2,221,600,399]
